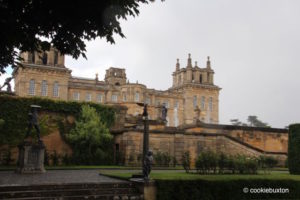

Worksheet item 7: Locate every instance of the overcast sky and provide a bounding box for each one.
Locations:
[2,0,299,128]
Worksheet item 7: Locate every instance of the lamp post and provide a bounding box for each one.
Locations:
[142,104,149,163]
[137,103,152,179]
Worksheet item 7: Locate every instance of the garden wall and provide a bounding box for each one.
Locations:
[113,122,288,167]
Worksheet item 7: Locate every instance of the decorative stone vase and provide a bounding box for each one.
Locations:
[15,140,46,173]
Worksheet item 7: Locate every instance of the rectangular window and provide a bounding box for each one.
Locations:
[29,79,35,96]
[86,93,92,101]
[122,93,127,102]
[41,80,47,96]
[145,97,151,105]
[111,94,118,102]
[73,92,80,101]
[135,92,140,102]
[163,101,169,108]
[97,94,103,103]
[201,96,205,109]
[53,81,59,97]
[193,96,197,109]
[209,97,213,111]
[174,101,179,109]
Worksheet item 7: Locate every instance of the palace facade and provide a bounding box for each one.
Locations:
[13,48,221,127]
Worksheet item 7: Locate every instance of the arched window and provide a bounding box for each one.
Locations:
[41,80,48,96]
[192,73,194,82]
[54,51,58,65]
[29,79,35,95]
[200,74,203,83]
[42,53,48,65]
[53,81,59,97]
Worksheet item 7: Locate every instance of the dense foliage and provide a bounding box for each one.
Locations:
[288,124,300,174]
[0,95,115,145]
[181,151,191,173]
[195,151,278,174]
[66,105,114,165]
[0,0,163,74]
[156,179,300,200]
[153,151,174,167]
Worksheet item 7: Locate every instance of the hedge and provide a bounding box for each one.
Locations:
[156,179,300,200]
[288,123,300,174]
[0,94,116,145]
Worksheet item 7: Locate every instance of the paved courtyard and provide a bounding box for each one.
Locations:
[0,170,126,186]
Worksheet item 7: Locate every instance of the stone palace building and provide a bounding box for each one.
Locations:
[10,48,288,166]
[13,47,221,127]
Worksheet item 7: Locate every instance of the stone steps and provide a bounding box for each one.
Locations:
[0,183,143,200]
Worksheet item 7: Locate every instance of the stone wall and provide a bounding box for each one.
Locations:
[113,123,288,167]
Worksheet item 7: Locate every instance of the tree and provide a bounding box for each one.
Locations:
[230,115,269,127]
[0,0,162,75]
[66,104,113,165]
[230,119,243,126]
[247,115,269,127]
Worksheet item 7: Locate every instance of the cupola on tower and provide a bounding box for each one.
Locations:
[172,54,215,88]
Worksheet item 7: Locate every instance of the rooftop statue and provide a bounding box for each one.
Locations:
[0,77,13,92]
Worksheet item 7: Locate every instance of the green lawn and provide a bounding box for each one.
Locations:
[99,169,300,181]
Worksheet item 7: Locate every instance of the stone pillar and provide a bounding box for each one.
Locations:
[130,179,157,200]
[16,141,46,174]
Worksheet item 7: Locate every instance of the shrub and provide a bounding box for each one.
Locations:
[244,158,259,174]
[1,149,14,165]
[171,156,177,167]
[259,155,278,173]
[195,152,258,174]
[218,152,228,174]
[265,156,278,169]
[181,151,191,173]
[196,151,218,174]
[154,151,172,167]
[288,123,300,174]
[66,105,114,165]
[62,153,72,166]
[51,150,60,166]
